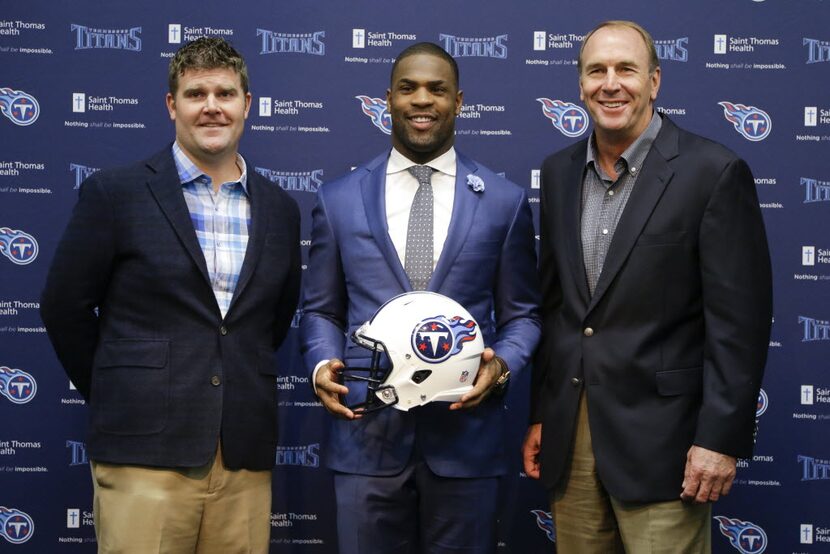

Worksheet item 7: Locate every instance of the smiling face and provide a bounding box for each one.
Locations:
[387,53,463,164]
[579,25,660,149]
[166,67,251,168]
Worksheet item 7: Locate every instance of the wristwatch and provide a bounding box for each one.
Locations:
[492,356,511,394]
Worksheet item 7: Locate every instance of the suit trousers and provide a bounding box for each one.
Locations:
[550,392,711,553]
[91,443,271,554]
[333,452,499,554]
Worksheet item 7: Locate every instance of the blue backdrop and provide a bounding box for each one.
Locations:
[1,1,829,552]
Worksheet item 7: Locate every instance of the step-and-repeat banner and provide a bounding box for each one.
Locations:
[1,1,829,552]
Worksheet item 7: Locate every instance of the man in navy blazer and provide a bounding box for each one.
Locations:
[40,38,300,552]
[301,43,540,553]
[522,21,772,552]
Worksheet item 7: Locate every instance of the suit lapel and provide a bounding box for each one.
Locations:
[588,117,679,313]
[361,154,412,291]
[429,152,481,292]
[229,163,267,309]
[145,149,212,288]
[563,147,591,307]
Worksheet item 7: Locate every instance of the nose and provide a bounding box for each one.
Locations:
[410,86,433,106]
[203,93,220,112]
[602,70,621,92]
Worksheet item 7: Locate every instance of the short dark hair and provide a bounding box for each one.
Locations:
[168,37,249,96]
[391,42,459,88]
[578,20,660,75]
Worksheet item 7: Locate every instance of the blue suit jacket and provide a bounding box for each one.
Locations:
[300,150,541,478]
[531,116,772,502]
[40,146,301,471]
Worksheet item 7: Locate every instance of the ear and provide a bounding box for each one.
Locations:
[455,89,463,116]
[166,93,176,121]
[386,88,392,106]
[243,92,252,119]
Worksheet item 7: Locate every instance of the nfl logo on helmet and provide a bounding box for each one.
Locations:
[537,98,588,137]
[718,102,772,141]
[0,88,40,126]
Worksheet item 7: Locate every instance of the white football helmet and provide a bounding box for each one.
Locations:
[343,291,485,412]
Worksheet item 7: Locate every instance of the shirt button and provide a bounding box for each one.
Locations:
[608,190,615,196]
[584,327,594,337]
[210,375,221,386]
[631,167,638,174]
[602,229,609,235]
[571,377,582,386]
[220,325,228,336]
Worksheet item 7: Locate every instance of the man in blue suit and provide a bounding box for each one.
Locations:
[40,38,300,553]
[301,42,540,553]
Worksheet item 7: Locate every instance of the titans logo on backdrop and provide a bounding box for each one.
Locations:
[0,227,39,265]
[715,516,768,554]
[356,95,391,134]
[530,509,556,542]
[719,101,772,141]
[0,88,39,126]
[0,366,37,404]
[412,315,477,364]
[0,507,34,544]
[537,98,588,137]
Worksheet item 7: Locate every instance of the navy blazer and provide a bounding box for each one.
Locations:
[531,116,772,502]
[300,150,541,478]
[41,147,301,471]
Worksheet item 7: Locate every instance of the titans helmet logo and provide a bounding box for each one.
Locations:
[356,95,392,135]
[412,315,478,364]
[0,228,39,265]
[537,98,588,137]
[531,509,556,542]
[715,516,767,554]
[0,367,37,404]
[718,102,772,141]
[0,88,40,126]
[0,507,34,544]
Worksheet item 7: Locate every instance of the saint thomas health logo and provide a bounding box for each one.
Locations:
[0,366,37,404]
[0,506,34,544]
[0,88,40,126]
[715,516,767,553]
[0,227,39,265]
[356,95,391,135]
[537,98,588,137]
[718,102,771,141]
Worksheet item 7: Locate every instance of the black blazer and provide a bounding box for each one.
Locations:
[531,116,772,502]
[41,147,301,470]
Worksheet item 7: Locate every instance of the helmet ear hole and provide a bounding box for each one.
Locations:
[411,370,432,384]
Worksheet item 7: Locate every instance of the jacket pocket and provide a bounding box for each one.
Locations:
[92,339,170,435]
[636,231,688,247]
[655,366,702,396]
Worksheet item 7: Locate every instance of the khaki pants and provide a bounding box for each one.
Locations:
[551,393,711,554]
[91,444,271,554]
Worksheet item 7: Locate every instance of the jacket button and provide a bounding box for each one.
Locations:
[583,327,594,337]
[571,377,582,386]
[219,325,228,336]
[210,375,221,386]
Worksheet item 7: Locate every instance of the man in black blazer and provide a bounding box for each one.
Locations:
[522,21,772,552]
[40,38,300,553]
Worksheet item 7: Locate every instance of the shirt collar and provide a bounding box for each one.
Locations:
[585,110,662,171]
[387,146,457,178]
[172,141,249,194]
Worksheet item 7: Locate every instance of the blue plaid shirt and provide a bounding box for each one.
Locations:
[173,142,251,317]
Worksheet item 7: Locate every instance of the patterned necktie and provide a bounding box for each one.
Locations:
[405,165,435,290]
